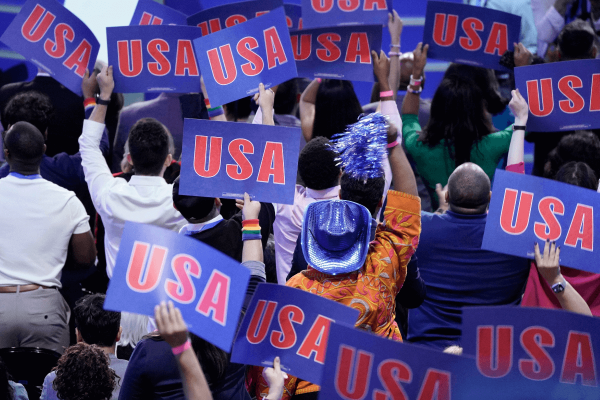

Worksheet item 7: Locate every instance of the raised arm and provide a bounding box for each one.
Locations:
[299,79,320,142]
[387,10,403,101]
[252,84,275,126]
[401,43,427,116]
[79,66,118,206]
[388,122,418,197]
[534,241,592,316]
[506,89,528,172]
[201,76,227,122]
[154,302,213,400]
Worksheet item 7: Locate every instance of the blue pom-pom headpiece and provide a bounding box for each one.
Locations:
[330,112,388,180]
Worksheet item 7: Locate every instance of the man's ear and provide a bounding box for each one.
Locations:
[215,198,222,208]
[489,191,492,202]
[115,326,122,343]
[126,153,133,166]
[3,149,8,160]
[164,153,173,167]
[445,191,450,203]
[592,46,598,59]
[338,188,342,199]
[43,144,47,155]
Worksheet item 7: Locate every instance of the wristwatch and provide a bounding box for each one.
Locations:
[551,280,566,294]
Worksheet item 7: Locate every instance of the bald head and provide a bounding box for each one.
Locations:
[447,163,491,214]
[4,121,46,172]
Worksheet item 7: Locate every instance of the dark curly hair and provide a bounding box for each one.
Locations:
[3,91,54,135]
[128,118,171,175]
[313,80,363,139]
[298,137,340,190]
[53,344,116,400]
[340,173,386,215]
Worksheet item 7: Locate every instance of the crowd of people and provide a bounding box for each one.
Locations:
[0,1,599,399]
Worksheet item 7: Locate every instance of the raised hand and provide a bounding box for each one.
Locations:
[96,65,114,101]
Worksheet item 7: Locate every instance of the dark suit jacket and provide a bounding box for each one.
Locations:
[0,75,85,156]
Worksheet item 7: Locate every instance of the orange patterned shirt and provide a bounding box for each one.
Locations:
[247,190,421,399]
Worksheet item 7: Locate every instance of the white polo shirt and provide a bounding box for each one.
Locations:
[0,173,90,287]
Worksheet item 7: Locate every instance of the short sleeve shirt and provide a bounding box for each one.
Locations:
[0,174,90,287]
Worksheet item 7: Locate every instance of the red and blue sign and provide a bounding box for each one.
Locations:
[320,322,473,399]
[104,222,250,352]
[423,1,521,71]
[230,283,359,385]
[284,3,303,30]
[461,306,600,399]
[290,24,381,81]
[179,119,301,205]
[130,0,188,26]
[0,0,99,95]
[301,0,390,29]
[482,170,599,273]
[107,25,202,93]
[515,59,600,132]
[193,7,297,106]
[186,0,284,36]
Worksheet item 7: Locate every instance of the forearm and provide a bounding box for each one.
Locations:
[300,79,319,142]
[262,106,274,126]
[176,348,213,400]
[388,39,401,101]
[388,145,418,196]
[555,282,593,316]
[79,120,115,204]
[506,129,525,166]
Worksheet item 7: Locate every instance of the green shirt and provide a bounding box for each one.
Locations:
[402,113,514,192]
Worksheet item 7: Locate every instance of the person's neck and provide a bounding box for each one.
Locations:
[9,163,40,175]
[99,344,116,357]
[449,203,488,215]
[188,207,220,224]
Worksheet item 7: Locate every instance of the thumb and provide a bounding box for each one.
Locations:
[84,68,89,80]
[107,65,113,78]
[435,183,442,192]
[371,50,378,62]
[244,192,251,204]
[258,83,265,96]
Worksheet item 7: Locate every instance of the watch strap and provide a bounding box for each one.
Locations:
[96,97,110,106]
[551,280,566,294]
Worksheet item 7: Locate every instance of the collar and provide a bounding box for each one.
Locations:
[445,209,487,221]
[180,215,224,236]
[129,175,167,186]
[305,185,340,200]
[9,172,41,180]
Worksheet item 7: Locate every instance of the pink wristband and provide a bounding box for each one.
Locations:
[172,339,191,355]
[387,139,399,149]
[316,78,322,83]
[380,90,393,97]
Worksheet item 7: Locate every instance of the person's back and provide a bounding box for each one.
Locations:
[407,163,530,350]
[80,68,187,277]
[0,121,95,353]
[0,73,84,156]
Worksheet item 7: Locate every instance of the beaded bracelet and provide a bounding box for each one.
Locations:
[407,85,423,94]
[242,219,261,241]
[390,44,401,49]
[388,51,401,57]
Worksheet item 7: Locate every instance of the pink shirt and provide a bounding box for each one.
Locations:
[273,185,340,284]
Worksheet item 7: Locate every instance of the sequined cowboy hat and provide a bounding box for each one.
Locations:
[301,199,372,275]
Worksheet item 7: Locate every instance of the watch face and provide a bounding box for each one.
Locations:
[552,283,565,294]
